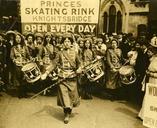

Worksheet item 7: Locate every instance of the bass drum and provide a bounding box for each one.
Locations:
[119,65,136,85]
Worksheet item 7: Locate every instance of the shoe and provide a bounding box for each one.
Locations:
[64,113,70,124]
[136,116,143,121]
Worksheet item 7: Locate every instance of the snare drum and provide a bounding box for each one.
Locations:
[48,70,58,81]
[119,65,136,85]
[85,59,104,82]
[21,63,41,83]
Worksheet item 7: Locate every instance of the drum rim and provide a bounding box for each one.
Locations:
[21,63,37,71]
[121,77,136,85]
[85,61,102,72]
[120,72,136,85]
[119,65,134,75]
[88,72,104,82]
[26,75,41,83]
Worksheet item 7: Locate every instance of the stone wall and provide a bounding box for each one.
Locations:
[99,0,149,36]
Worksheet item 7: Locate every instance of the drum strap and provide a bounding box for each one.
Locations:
[84,49,94,61]
[108,49,120,61]
[62,51,76,71]
[14,46,25,58]
[44,46,55,59]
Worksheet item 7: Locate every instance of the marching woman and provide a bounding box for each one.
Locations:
[42,33,82,124]
[106,39,123,100]
[10,32,30,98]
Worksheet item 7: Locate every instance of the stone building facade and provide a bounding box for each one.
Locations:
[98,0,150,36]
[0,0,153,36]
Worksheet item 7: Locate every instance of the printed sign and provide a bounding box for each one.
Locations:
[20,0,99,33]
[143,83,157,128]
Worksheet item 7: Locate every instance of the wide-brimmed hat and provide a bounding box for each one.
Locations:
[63,33,72,38]
[77,37,84,43]
[25,32,35,40]
[84,37,93,43]
[6,30,16,36]
[56,33,63,37]
[45,32,52,38]
[35,32,43,39]
[97,38,103,42]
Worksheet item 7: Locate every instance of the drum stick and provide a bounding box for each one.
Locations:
[30,72,76,99]
[30,57,103,99]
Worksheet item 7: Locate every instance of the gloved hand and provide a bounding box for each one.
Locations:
[41,72,48,80]
[76,67,83,74]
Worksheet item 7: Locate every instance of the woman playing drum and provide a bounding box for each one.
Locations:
[10,32,31,98]
[106,39,123,100]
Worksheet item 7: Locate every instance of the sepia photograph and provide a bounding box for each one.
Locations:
[0,0,157,128]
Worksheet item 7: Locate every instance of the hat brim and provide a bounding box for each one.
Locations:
[26,33,35,38]
[6,30,16,35]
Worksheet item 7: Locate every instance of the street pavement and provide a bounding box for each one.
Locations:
[0,92,146,128]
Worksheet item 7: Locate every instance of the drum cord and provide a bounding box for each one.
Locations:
[30,71,77,99]
[30,57,103,99]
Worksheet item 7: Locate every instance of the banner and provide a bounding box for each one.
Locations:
[22,23,96,33]
[20,0,100,33]
[143,83,157,128]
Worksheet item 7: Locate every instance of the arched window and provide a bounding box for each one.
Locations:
[117,11,122,34]
[103,12,108,33]
[108,5,116,34]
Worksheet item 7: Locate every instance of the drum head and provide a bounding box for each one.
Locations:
[119,65,134,76]
[22,63,36,72]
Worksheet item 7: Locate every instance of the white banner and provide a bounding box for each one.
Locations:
[143,83,157,128]
[20,0,99,24]
[22,23,96,33]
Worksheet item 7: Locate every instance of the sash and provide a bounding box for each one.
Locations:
[108,49,120,61]
[62,51,76,71]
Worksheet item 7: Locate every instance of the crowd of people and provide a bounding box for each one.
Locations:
[0,30,157,123]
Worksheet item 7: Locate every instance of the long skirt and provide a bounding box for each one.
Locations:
[57,78,80,109]
[106,69,121,89]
